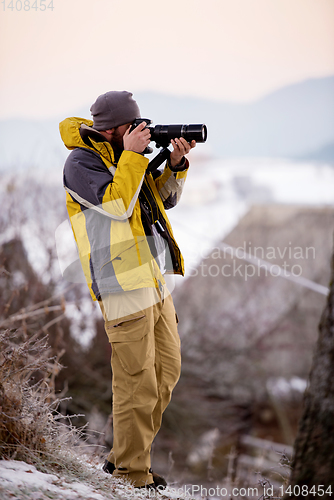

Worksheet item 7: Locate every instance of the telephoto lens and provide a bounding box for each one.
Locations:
[150,124,207,147]
[130,119,207,149]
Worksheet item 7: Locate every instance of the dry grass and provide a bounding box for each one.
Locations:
[0,327,88,476]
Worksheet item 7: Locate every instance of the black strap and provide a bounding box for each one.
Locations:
[139,175,179,271]
[139,176,160,224]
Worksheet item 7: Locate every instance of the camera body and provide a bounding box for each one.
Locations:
[130,118,207,152]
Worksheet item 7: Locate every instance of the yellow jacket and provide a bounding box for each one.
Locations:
[59,117,188,300]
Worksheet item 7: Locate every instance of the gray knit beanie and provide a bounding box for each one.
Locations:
[90,91,141,130]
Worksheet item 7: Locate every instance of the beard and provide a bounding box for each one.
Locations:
[110,127,124,153]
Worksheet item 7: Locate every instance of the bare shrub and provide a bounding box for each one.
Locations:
[0,327,85,474]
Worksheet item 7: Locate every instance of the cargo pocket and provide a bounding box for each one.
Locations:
[105,313,153,376]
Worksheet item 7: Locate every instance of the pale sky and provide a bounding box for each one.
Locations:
[0,0,333,119]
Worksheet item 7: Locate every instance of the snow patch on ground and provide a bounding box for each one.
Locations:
[0,459,192,500]
[0,460,105,500]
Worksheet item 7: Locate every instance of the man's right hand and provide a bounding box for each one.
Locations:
[123,121,151,154]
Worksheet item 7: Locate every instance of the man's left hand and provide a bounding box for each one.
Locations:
[170,138,196,168]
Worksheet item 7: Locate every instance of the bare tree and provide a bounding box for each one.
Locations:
[287,245,334,495]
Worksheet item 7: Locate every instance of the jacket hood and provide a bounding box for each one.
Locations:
[59,117,115,165]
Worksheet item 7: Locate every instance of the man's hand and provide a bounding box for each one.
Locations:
[170,138,196,168]
[123,121,151,154]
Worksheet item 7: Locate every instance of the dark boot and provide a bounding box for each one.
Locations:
[102,461,167,490]
[150,468,167,490]
[102,460,115,474]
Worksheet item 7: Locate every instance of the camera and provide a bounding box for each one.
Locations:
[130,118,207,151]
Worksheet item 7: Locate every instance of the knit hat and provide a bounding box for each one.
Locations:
[90,91,141,130]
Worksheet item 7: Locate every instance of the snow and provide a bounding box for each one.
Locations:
[0,459,190,500]
[0,460,105,500]
[65,299,101,348]
[267,377,308,399]
[187,429,220,466]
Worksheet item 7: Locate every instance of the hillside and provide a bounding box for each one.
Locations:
[163,205,334,480]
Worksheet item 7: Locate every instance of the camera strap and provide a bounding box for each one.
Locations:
[139,177,159,225]
[139,176,179,272]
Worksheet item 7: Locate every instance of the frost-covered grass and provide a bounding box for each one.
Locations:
[0,328,70,467]
[0,328,95,478]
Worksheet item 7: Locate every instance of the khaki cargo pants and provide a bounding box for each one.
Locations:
[98,286,181,487]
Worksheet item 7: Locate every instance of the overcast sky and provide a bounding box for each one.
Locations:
[0,0,333,119]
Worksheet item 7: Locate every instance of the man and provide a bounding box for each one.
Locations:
[59,91,195,489]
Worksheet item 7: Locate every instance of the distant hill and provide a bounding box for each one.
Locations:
[0,75,333,170]
[298,141,334,163]
[136,76,334,159]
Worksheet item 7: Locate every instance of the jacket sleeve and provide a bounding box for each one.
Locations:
[154,158,189,210]
[63,148,149,220]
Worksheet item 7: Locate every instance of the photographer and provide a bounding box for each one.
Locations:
[59,91,195,489]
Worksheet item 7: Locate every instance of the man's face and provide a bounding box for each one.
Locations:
[110,122,132,151]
